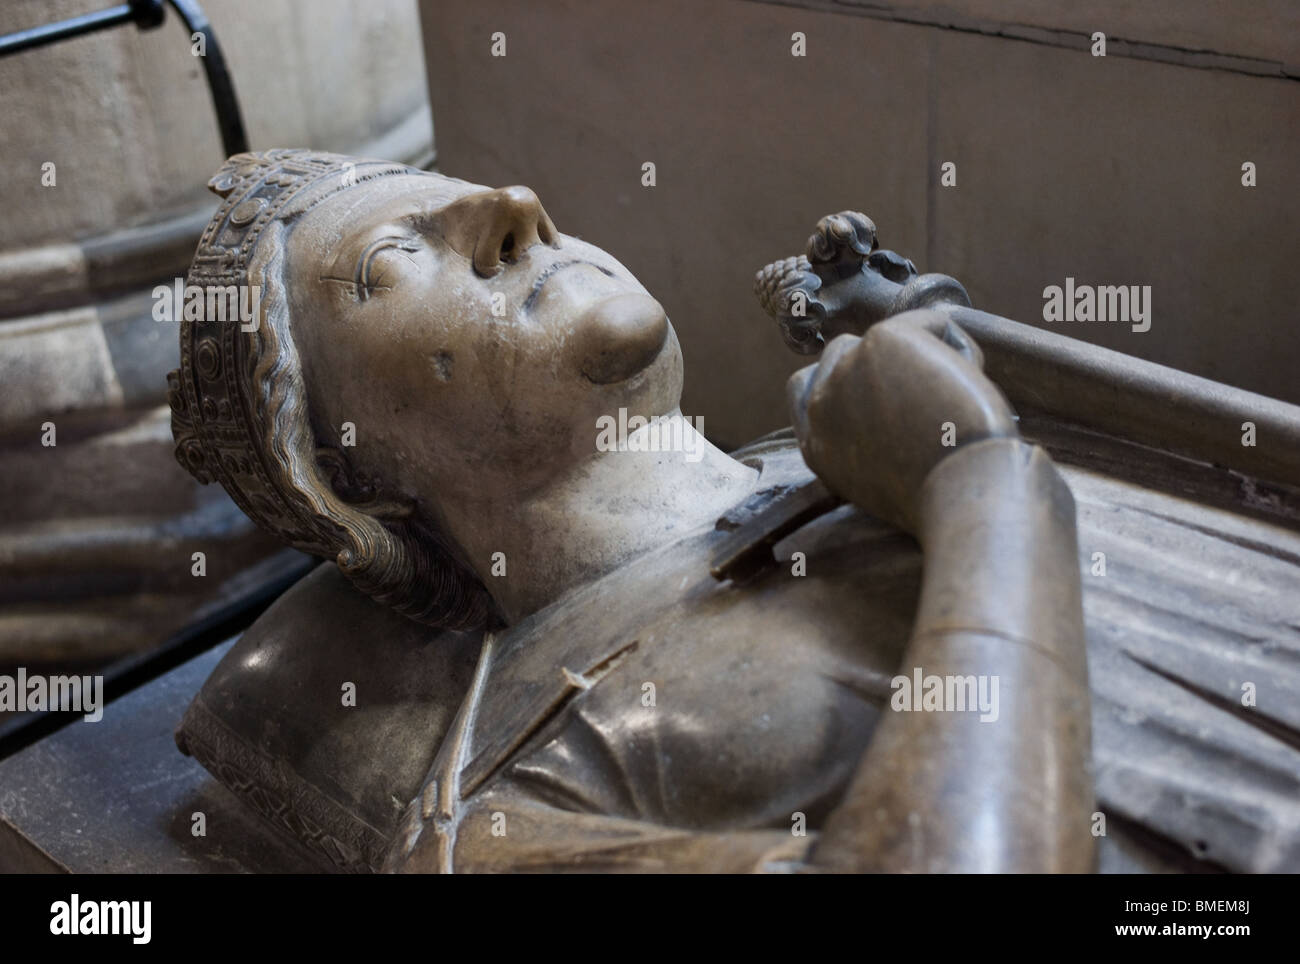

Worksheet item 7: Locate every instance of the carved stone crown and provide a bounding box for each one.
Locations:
[166,149,414,554]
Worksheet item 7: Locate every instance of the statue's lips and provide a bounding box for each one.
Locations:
[573,291,670,385]
[523,259,617,311]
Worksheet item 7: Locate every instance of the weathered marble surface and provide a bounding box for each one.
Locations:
[169,428,1300,873]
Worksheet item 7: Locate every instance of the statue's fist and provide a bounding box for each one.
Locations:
[788,310,1018,534]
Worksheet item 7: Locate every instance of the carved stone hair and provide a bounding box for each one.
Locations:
[168,150,492,630]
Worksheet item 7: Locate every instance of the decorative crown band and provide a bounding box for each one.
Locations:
[166,149,414,554]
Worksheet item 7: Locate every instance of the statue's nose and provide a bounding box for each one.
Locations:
[437,185,558,276]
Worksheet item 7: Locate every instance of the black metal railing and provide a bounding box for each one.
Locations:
[0,0,248,157]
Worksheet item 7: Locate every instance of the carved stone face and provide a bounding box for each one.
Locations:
[282,172,683,504]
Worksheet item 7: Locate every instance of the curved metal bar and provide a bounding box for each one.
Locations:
[166,0,248,156]
[0,0,246,158]
[0,1,162,56]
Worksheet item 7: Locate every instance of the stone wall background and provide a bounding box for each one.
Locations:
[0,0,432,249]
[0,0,436,420]
[0,0,433,677]
[419,0,1299,447]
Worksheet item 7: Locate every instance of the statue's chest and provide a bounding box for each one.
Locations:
[453,502,923,827]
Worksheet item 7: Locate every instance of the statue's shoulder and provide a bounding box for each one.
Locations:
[219,561,456,654]
[176,563,484,871]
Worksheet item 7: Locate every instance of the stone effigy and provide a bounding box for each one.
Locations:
[168,150,1300,873]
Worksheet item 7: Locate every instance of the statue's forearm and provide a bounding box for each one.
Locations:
[809,437,1095,872]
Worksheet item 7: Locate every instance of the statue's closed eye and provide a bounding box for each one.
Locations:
[354,236,420,302]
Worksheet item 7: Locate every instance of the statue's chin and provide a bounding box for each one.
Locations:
[575,291,670,385]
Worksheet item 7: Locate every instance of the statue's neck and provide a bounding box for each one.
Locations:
[441,412,759,623]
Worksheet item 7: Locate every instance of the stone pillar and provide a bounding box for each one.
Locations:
[0,0,433,670]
